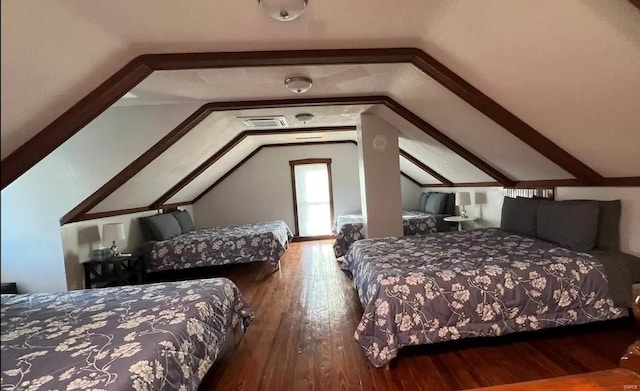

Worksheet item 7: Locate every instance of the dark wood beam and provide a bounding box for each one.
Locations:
[73,201,192,223]
[386,98,514,187]
[192,140,357,203]
[1,59,153,189]
[630,0,640,11]
[399,149,453,186]
[411,51,604,185]
[400,172,422,187]
[150,126,356,209]
[59,104,213,225]
[64,96,508,224]
[2,48,604,193]
[602,177,640,187]
[140,48,417,70]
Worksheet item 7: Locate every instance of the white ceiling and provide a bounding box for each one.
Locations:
[1,0,639,220]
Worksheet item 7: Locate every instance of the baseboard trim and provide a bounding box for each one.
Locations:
[292,235,335,242]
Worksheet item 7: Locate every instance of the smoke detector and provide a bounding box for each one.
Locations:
[258,0,308,21]
[295,113,314,123]
[285,76,313,94]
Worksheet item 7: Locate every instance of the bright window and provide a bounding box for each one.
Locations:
[291,161,333,236]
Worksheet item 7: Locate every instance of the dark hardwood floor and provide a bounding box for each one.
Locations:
[195,240,636,390]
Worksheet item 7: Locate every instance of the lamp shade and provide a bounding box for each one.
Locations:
[102,223,125,242]
[455,192,471,206]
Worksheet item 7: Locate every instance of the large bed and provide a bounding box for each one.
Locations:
[0,278,253,390]
[142,214,293,273]
[332,210,443,258]
[341,228,630,367]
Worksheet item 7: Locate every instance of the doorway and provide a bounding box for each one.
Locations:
[289,158,335,237]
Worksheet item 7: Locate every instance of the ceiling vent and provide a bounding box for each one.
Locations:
[239,116,288,128]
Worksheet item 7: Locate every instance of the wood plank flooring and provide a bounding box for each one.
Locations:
[192,241,637,390]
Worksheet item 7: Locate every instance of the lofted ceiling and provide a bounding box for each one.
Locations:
[1,1,639,226]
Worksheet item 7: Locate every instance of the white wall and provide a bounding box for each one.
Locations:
[423,186,506,229]
[194,143,421,232]
[60,205,194,290]
[0,103,201,293]
[556,187,640,257]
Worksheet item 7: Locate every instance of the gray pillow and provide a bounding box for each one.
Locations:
[537,200,599,252]
[559,199,621,251]
[425,192,448,214]
[146,213,182,241]
[419,192,431,211]
[444,193,456,216]
[500,196,539,237]
[595,200,621,251]
[172,210,195,233]
[138,217,157,241]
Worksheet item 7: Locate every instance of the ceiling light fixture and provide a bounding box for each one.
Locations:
[295,113,314,123]
[284,76,313,94]
[258,0,308,21]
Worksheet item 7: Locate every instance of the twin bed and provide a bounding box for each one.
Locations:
[145,220,293,273]
[138,210,292,274]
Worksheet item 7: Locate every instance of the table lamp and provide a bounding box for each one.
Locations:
[456,192,471,218]
[102,222,125,258]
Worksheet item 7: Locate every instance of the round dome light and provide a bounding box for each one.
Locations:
[258,0,308,22]
[284,76,313,94]
[295,113,314,123]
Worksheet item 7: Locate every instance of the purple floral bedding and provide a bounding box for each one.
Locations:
[341,228,627,367]
[332,211,438,258]
[0,278,253,391]
[149,220,292,273]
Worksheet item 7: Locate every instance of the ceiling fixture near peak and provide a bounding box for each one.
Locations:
[258,0,308,21]
[295,113,314,123]
[285,76,313,94]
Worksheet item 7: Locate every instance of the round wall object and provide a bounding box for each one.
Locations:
[373,135,388,151]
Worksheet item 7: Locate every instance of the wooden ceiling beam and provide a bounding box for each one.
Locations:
[62,96,509,224]
[411,51,604,185]
[399,148,453,186]
[3,48,604,193]
[191,140,357,203]
[1,58,153,189]
[150,126,357,209]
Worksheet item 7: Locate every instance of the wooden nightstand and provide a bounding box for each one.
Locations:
[444,216,476,231]
[83,254,144,289]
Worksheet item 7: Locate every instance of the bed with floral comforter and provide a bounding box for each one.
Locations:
[0,278,253,390]
[332,211,438,258]
[148,220,292,273]
[341,228,628,367]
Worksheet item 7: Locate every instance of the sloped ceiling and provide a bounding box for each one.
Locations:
[1,1,639,225]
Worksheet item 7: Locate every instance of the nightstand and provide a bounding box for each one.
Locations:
[444,216,477,231]
[83,254,144,289]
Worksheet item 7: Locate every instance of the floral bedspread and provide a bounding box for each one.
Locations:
[341,228,627,367]
[332,211,437,258]
[0,278,254,390]
[149,220,292,272]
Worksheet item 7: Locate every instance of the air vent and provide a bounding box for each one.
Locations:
[238,116,288,128]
